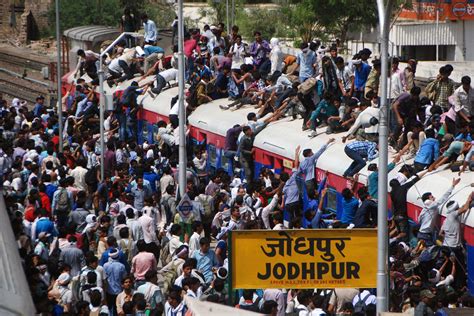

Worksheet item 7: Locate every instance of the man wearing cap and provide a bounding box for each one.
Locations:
[415,289,435,316]
[418,178,461,246]
[104,248,127,314]
[364,59,381,98]
[34,231,51,261]
[33,96,45,118]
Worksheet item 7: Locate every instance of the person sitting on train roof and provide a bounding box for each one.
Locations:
[342,140,378,179]
[209,65,231,100]
[307,92,338,136]
[342,96,379,144]
[428,140,472,172]
[107,47,144,86]
[412,128,440,172]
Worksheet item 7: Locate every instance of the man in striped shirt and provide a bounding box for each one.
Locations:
[343,140,378,179]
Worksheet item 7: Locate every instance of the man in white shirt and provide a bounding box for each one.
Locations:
[453,75,473,126]
[150,68,178,96]
[188,221,203,258]
[342,101,379,143]
[142,14,157,45]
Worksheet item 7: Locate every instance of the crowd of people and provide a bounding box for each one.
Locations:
[0,7,474,316]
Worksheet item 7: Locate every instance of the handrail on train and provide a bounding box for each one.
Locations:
[100,32,144,57]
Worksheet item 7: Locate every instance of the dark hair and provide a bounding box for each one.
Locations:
[170,224,182,236]
[341,188,353,200]
[410,86,421,96]
[199,237,210,246]
[462,76,471,85]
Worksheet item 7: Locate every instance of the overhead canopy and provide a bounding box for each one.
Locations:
[63,25,121,44]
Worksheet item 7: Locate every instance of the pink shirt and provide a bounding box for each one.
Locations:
[131,252,157,281]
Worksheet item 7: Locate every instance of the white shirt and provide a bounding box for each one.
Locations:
[352,290,377,306]
[453,85,474,116]
[159,68,178,82]
[346,106,380,136]
[143,20,157,43]
[188,232,201,258]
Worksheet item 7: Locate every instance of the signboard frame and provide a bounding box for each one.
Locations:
[228,229,378,291]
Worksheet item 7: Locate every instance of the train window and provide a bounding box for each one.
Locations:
[152,124,159,144]
[325,188,338,213]
[221,150,230,171]
[208,145,217,167]
[142,123,149,141]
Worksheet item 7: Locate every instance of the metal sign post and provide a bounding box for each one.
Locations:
[55,0,63,152]
[376,0,394,314]
[177,0,187,198]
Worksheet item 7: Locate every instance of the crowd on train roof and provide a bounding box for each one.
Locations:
[0,7,474,316]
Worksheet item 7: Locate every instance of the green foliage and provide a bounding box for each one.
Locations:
[235,8,288,39]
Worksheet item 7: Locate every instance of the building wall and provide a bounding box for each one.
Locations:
[24,0,52,31]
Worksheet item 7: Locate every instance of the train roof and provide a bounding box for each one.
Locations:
[186,98,474,228]
[101,74,474,228]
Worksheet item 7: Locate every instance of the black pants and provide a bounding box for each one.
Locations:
[152,74,167,95]
[285,200,302,227]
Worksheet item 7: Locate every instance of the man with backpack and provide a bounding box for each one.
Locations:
[352,289,376,315]
[52,178,73,227]
[236,289,262,312]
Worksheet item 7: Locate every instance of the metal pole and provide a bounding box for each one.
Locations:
[55,0,63,152]
[226,0,230,34]
[436,5,439,61]
[178,0,187,198]
[231,0,235,27]
[376,0,393,314]
[98,54,105,182]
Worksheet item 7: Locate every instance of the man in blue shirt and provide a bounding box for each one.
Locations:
[367,155,400,199]
[104,248,127,314]
[99,236,130,272]
[295,42,317,83]
[192,237,219,284]
[211,66,230,100]
[33,96,45,117]
[339,185,359,226]
[298,138,334,197]
[353,60,372,100]
[32,208,57,241]
[343,141,378,178]
[414,128,440,171]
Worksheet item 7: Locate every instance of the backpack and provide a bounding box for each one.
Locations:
[56,188,70,213]
[197,194,213,219]
[85,167,97,187]
[298,77,317,95]
[353,292,370,315]
[47,239,62,278]
[160,237,173,266]
[240,297,261,313]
